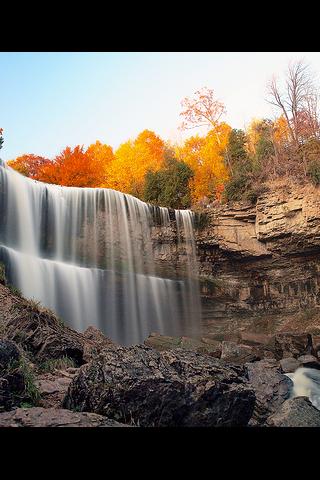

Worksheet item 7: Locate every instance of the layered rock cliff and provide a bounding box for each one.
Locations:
[153,184,320,337]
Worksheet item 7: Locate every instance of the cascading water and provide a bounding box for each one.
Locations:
[0,159,201,345]
[286,367,320,410]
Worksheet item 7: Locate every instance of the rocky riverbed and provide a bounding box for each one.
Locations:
[1,276,320,427]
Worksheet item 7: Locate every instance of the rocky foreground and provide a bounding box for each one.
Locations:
[1,276,320,427]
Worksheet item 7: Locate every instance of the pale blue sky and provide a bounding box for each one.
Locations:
[1,52,320,161]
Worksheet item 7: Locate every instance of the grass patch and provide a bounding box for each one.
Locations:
[0,262,5,283]
[38,356,77,374]
[18,357,41,404]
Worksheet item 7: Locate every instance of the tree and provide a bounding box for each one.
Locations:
[0,128,3,150]
[226,129,248,169]
[267,59,320,146]
[108,130,165,197]
[7,154,52,179]
[143,156,193,209]
[176,122,231,202]
[86,140,115,186]
[38,145,108,187]
[179,87,226,132]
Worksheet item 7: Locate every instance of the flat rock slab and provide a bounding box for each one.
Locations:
[266,397,320,427]
[0,407,128,427]
[36,377,72,395]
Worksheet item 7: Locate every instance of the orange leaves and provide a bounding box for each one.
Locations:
[7,154,52,180]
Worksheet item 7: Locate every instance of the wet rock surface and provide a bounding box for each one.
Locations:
[0,407,128,427]
[280,357,300,374]
[64,345,255,427]
[245,359,293,425]
[266,397,320,427]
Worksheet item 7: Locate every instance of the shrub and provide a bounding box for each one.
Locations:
[307,159,320,186]
[144,157,193,209]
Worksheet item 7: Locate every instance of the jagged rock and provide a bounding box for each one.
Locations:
[312,335,320,358]
[280,357,300,374]
[246,359,293,425]
[64,345,255,427]
[274,333,313,360]
[0,407,129,427]
[266,397,320,427]
[0,340,25,412]
[82,326,116,362]
[0,282,85,365]
[297,354,320,370]
[220,341,260,364]
[144,332,222,358]
[0,339,20,373]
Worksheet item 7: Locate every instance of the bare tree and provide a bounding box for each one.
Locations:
[267,59,319,146]
[179,87,226,133]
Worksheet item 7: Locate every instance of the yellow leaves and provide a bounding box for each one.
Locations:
[273,115,290,145]
[176,122,231,202]
[106,130,165,197]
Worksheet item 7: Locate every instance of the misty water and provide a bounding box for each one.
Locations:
[0,160,201,345]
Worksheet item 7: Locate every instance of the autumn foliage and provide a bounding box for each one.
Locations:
[6,60,320,207]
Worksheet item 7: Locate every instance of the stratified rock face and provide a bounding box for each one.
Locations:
[64,345,255,427]
[187,185,320,337]
[246,359,293,425]
[0,407,128,427]
[266,397,320,427]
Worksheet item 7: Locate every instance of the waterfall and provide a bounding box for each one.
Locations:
[0,160,201,345]
[286,367,320,410]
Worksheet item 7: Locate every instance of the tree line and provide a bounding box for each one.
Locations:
[2,59,320,209]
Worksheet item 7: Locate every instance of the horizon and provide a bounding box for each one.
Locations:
[1,51,320,161]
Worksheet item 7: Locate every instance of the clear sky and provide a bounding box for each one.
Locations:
[1,52,320,161]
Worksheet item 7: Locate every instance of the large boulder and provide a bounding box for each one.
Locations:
[274,333,312,360]
[0,407,129,427]
[297,354,320,370]
[246,359,293,425]
[220,341,260,364]
[266,397,320,427]
[64,345,255,427]
[280,357,300,374]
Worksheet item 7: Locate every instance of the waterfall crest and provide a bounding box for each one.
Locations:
[0,161,201,344]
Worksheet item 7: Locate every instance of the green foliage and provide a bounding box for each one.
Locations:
[226,129,248,167]
[255,136,274,162]
[18,357,41,404]
[143,156,193,209]
[307,159,320,186]
[223,173,249,202]
[39,356,76,374]
[0,262,5,284]
[8,284,22,297]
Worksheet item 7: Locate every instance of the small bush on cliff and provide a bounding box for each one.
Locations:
[39,356,76,373]
[307,159,320,186]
